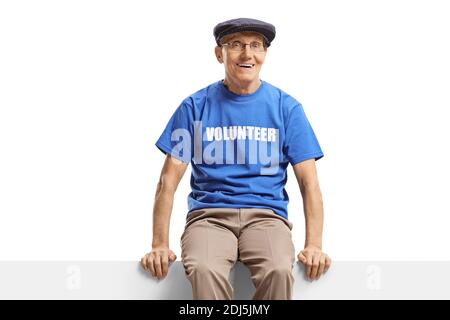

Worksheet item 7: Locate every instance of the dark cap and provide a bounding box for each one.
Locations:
[213,18,276,47]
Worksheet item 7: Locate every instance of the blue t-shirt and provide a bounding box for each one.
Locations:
[155,79,323,219]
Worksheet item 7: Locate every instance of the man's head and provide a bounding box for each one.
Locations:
[213,18,276,91]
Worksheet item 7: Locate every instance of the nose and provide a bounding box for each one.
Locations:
[240,45,253,57]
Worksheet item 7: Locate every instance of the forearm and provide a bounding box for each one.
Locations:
[152,182,176,248]
[301,185,324,249]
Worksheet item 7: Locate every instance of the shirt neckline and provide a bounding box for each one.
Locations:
[218,79,265,101]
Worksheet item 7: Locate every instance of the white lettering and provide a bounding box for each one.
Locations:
[205,127,215,141]
[237,126,247,139]
[169,122,280,174]
[260,127,267,141]
[247,126,255,140]
[268,128,276,142]
[214,127,222,141]
[254,127,261,140]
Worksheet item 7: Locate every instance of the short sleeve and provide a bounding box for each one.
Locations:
[155,102,194,164]
[283,103,324,166]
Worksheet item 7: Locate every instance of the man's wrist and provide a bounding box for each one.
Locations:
[304,242,322,250]
[152,240,169,248]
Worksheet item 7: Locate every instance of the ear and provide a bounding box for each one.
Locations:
[215,46,223,64]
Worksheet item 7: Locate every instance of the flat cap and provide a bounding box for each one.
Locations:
[213,18,276,47]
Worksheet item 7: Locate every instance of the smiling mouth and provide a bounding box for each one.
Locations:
[237,63,255,68]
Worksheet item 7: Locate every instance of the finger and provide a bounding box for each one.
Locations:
[169,252,177,263]
[306,254,313,279]
[161,251,169,277]
[324,255,332,273]
[148,254,156,277]
[141,255,148,270]
[310,254,320,280]
[154,254,163,279]
[298,252,307,264]
[317,255,326,278]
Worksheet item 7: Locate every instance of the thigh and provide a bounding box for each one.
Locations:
[238,218,295,267]
[181,219,238,270]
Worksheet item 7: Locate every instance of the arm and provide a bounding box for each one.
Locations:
[141,154,188,279]
[152,154,188,247]
[293,158,331,280]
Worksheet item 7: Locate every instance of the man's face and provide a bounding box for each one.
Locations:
[215,32,267,85]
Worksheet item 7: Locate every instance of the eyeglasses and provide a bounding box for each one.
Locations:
[221,40,266,53]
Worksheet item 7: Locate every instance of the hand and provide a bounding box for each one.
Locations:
[141,247,177,279]
[298,246,331,280]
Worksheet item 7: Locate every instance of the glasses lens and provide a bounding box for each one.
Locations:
[230,41,243,51]
[226,41,265,52]
[250,42,264,52]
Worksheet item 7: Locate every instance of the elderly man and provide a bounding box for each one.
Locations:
[141,18,331,300]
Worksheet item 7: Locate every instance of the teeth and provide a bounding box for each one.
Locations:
[238,64,254,68]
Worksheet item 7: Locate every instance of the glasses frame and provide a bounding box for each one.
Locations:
[220,40,267,53]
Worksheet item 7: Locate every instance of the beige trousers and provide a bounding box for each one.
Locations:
[180,207,295,300]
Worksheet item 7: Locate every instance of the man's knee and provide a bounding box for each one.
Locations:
[184,260,226,277]
[263,265,293,280]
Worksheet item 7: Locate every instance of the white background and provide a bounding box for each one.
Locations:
[1,0,449,261]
